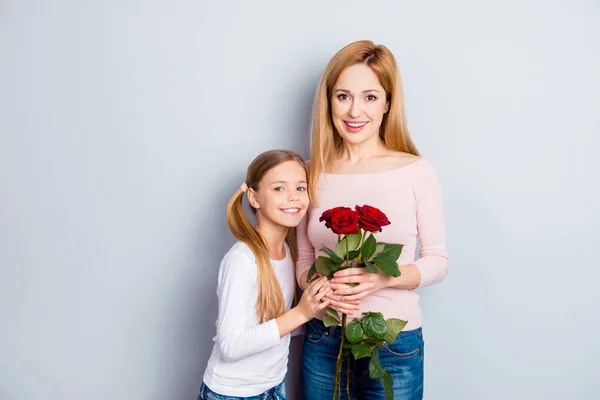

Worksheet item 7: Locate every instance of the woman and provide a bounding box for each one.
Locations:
[296,40,449,399]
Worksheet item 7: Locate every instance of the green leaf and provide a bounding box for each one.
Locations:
[376,243,404,261]
[364,259,378,274]
[334,237,347,258]
[345,320,364,344]
[362,313,388,340]
[371,243,386,259]
[329,262,342,273]
[323,314,340,327]
[351,343,372,359]
[373,259,400,277]
[372,252,396,264]
[306,263,317,282]
[347,233,362,251]
[380,370,394,400]
[383,318,408,344]
[368,350,384,378]
[314,256,333,278]
[320,246,343,265]
[333,233,362,260]
[347,250,360,261]
[361,234,377,260]
[323,308,340,328]
[325,307,340,323]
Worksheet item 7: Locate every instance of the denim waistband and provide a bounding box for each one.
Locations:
[262,380,284,398]
[199,380,284,400]
[310,317,422,340]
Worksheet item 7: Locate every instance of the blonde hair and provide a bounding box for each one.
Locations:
[308,40,420,202]
[226,150,307,322]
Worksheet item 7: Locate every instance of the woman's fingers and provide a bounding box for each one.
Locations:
[327,298,359,312]
[333,268,367,278]
[324,292,360,305]
[339,292,370,302]
[334,283,368,296]
[331,272,376,285]
[328,303,358,315]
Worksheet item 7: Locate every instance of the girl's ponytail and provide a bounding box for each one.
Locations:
[226,187,284,323]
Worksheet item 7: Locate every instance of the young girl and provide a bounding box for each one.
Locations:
[199,149,331,400]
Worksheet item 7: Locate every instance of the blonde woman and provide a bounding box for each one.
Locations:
[199,150,331,400]
[296,41,449,399]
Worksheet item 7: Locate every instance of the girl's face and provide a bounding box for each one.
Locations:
[249,160,309,230]
[330,63,389,147]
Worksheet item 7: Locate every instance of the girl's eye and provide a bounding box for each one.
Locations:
[366,94,377,101]
[297,187,307,192]
[337,93,349,101]
[274,187,284,192]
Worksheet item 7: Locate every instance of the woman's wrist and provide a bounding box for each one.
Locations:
[386,264,421,290]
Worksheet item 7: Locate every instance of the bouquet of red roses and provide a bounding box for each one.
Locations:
[307,205,407,400]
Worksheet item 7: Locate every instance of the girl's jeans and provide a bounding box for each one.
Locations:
[198,380,285,400]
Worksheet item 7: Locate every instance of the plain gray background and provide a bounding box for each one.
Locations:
[1,1,599,399]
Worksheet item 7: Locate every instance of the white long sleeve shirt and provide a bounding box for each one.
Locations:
[202,241,295,397]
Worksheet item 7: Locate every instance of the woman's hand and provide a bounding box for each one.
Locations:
[329,267,391,301]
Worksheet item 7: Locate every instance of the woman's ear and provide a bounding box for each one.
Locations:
[247,188,260,209]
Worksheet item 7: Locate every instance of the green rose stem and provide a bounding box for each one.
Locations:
[357,230,367,264]
[312,207,406,400]
[333,235,352,399]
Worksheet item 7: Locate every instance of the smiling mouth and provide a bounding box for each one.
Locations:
[281,207,301,214]
[344,121,368,132]
[345,121,368,127]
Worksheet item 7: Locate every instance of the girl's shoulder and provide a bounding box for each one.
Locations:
[226,241,254,257]
[220,242,257,272]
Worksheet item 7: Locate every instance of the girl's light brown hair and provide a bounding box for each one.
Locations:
[308,40,420,203]
[226,149,307,323]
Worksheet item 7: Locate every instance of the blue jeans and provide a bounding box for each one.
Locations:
[301,318,424,400]
[198,381,286,400]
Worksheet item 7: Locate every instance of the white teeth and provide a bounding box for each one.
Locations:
[281,208,300,214]
[347,122,366,127]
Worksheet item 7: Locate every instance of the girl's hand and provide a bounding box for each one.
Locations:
[297,276,331,320]
[330,267,391,301]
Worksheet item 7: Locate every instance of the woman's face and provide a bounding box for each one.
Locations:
[330,63,389,147]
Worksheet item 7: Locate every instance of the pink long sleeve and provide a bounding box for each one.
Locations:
[412,161,449,288]
[295,158,449,330]
[295,215,316,284]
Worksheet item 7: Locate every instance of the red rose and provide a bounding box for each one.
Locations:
[319,207,352,229]
[355,205,391,232]
[330,209,360,235]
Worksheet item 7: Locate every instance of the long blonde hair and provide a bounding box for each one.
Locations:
[308,40,420,201]
[226,150,307,322]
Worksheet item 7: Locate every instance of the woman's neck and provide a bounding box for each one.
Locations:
[256,221,288,260]
[340,137,387,163]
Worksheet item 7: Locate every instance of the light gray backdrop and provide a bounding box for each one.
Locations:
[1,1,599,399]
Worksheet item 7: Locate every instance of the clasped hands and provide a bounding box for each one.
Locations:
[316,267,392,315]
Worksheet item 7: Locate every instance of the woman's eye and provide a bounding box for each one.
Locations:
[297,187,306,192]
[366,94,377,101]
[337,94,349,101]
